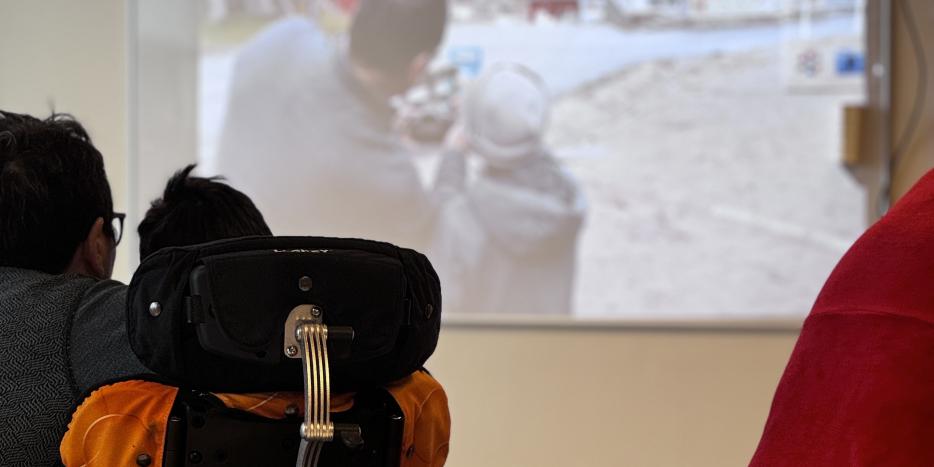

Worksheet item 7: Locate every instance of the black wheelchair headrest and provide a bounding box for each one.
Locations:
[127,236,441,393]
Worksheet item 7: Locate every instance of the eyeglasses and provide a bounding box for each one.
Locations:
[109,212,126,246]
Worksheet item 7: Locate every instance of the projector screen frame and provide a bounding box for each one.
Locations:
[125,0,885,329]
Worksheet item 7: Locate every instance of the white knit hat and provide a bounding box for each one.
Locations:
[463,63,550,168]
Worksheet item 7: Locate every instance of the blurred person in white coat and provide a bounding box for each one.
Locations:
[215,0,447,249]
[431,64,586,315]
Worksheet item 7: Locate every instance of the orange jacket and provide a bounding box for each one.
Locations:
[61,371,449,466]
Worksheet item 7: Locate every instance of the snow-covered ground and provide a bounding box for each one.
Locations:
[550,45,864,318]
[199,15,865,319]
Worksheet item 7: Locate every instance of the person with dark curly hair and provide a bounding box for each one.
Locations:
[0,110,148,465]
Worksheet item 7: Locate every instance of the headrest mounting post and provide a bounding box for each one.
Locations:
[284,305,357,467]
[284,305,331,467]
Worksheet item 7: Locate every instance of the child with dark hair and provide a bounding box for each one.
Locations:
[138,164,272,259]
[63,163,451,467]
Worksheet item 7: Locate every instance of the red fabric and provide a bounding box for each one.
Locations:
[750,169,934,466]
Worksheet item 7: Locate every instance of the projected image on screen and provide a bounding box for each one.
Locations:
[197,0,867,318]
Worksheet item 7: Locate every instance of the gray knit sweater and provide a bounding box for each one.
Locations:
[0,267,149,466]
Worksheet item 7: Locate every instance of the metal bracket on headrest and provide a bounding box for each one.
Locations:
[284,305,355,467]
[284,305,322,359]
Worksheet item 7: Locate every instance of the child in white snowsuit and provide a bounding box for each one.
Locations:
[431,64,586,315]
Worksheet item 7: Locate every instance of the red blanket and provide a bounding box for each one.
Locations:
[751,170,934,466]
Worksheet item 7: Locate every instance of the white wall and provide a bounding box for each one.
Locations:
[430,324,797,467]
[0,0,200,279]
[0,0,131,278]
[129,0,199,270]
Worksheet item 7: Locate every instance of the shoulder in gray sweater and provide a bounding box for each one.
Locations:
[0,267,149,466]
